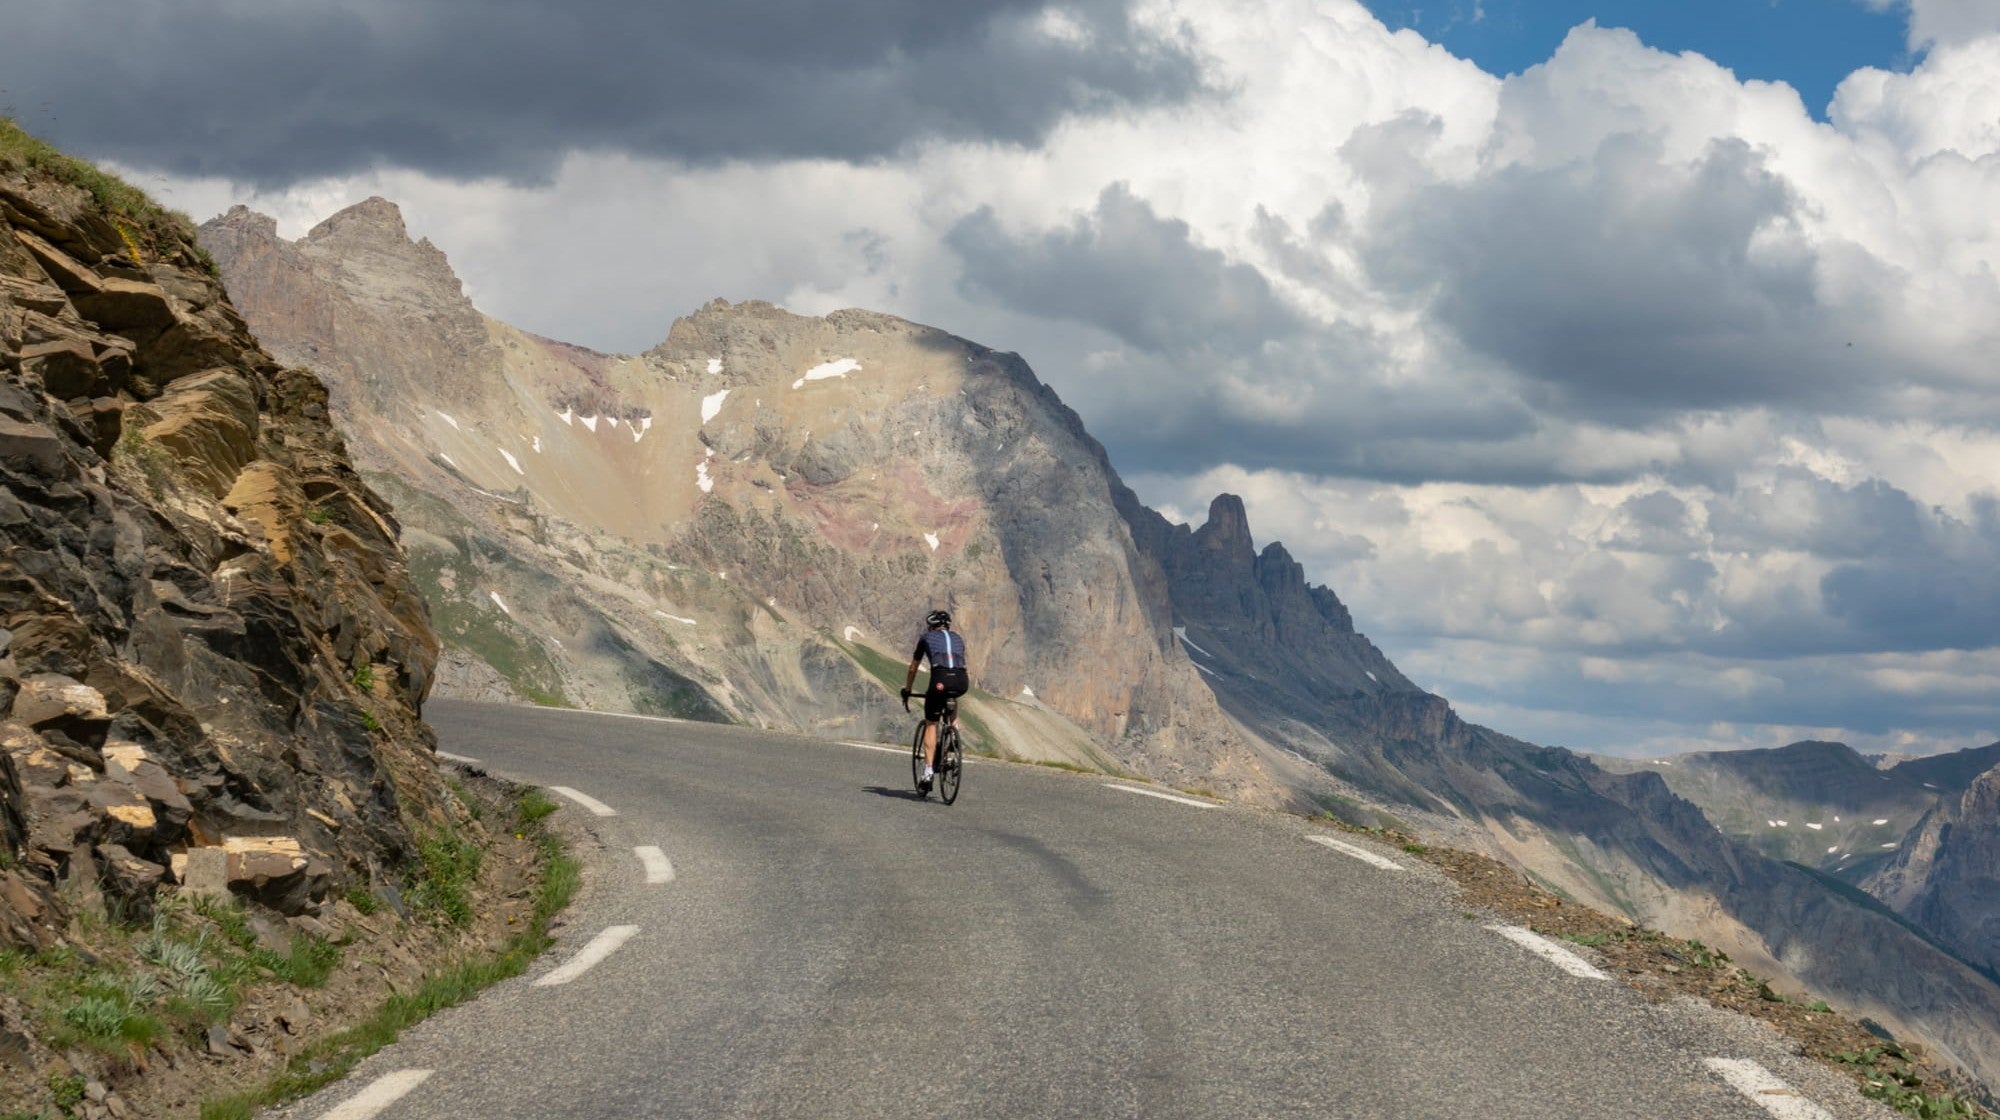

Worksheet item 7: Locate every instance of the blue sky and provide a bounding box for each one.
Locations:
[1362,0,1912,115]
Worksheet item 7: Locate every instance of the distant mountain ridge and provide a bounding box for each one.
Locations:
[201,197,2000,1092]
[1598,738,2000,1009]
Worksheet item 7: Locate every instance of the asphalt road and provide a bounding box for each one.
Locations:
[273,700,1895,1120]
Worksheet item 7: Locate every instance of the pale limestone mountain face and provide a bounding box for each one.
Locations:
[200,201,1287,797]
[201,199,2000,1091]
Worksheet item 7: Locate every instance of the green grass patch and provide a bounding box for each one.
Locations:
[343,885,382,916]
[516,788,560,828]
[116,426,175,497]
[249,935,342,989]
[405,829,483,927]
[1830,1044,1991,1119]
[351,661,375,690]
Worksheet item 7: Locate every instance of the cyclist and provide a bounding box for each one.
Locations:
[901,609,969,792]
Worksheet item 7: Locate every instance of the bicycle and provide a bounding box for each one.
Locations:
[900,690,963,805]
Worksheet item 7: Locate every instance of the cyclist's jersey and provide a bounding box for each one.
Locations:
[914,629,967,671]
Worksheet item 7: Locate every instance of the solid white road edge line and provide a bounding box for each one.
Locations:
[1102,783,1216,808]
[1703,1058,1836,1120]
[1485,924,1610,980]
[319,1069,433,1120]
[635,845,675,884]
[435,750,480,765]
[534,925,640,987]
[536,705,687,727]
[1305,833,1406,871]
[550,786,617,817]
[845,740,907,755]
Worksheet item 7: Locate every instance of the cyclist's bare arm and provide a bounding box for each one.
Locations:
[901,655,923,712]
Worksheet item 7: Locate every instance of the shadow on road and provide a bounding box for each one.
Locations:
[862,785,929,802]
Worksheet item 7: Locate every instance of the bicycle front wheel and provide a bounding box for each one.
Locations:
[938,730,962,805]
[911,719,927,794]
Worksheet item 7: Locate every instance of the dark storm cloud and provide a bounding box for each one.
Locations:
[0,0,1201,185]
[1818,495,2000,653]
[949,183,1561,481]
[1362,135,1918,422]
[950,184,1306,359]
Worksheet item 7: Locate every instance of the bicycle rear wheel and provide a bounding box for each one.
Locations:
[938,729,962,805]
[910,720,928,795]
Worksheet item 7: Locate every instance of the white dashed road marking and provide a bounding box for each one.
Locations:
[635,845,675,884]
[534,925,640,987]
[1485,924,1609,980]
[319,1070,432,1120]
[1102,783,1215,808]
[551,786,617,817]
[1703,1059,1836,1120]
[1305,833,1406,871]
[435,751,480,765]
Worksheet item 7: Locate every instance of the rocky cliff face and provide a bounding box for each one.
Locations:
[203,197,2000,1090]
[0,154,445,951]
[1876,761,2000,980]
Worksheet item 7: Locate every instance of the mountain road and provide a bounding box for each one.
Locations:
[275,699,1893,1120]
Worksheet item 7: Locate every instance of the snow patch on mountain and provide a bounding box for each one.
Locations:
[498,449,523,475]
[793,358,860,390]
[1174,627,1213,659]
[702,389,730,425]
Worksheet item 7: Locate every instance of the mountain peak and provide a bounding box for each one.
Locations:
[305,196,410,246]
[1194,493,1254,558]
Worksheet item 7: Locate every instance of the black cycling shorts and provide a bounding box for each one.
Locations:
[923,668,969,720]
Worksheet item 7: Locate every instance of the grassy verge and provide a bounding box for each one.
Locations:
[0,117,214,272]
[196,790,580,1120]
[0,893,350,1090]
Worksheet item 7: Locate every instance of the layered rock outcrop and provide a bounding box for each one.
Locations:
[1,152,444,950]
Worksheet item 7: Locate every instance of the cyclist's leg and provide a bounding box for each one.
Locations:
[921,685,949,772]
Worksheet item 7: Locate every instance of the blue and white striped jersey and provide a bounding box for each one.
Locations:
[914,628,966,670]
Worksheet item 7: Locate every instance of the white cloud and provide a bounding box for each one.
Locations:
[1862,0,2000,49]
[147,0,2000,756]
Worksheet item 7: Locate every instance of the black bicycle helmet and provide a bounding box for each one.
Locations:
[926,609,952,628]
